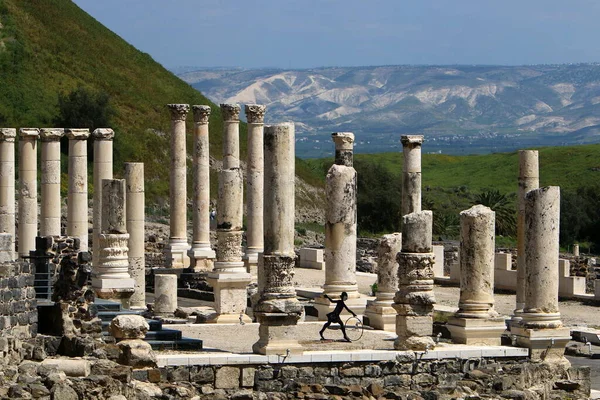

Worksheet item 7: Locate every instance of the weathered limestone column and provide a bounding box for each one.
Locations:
[573,243,580,257]
[447,205,505,345]
[92,179,135,305]
[154,274,177,315]
[188,105,216,271]
[315,133,366,319]
[92,128,114,270]
[18,128,40,258]
[66,129,90,251]
[253,122,303,355]
[513,150,538,325]
[244,104,266,278]
[0,129,16,258]
[126,163,146,309]
[365,233,402,331]
[207,104,251,324]
[165,104,190,269]
[513,186,571,359]
[40,128,64,237]
[401,135,423,217]
[393,211,436,350]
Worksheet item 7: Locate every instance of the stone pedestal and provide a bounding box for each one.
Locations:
[18,128,40,258]
[447,205,505,345]
[154,274,177,315]
[40,128,64,237]
[66,129,90,251]
[92,128,114,271]
[125,163,146,309]
[365,233,402,332]
[165,104,190,269]
[0,129,16,258]
[401,135,423,217]
[188,105,215,271]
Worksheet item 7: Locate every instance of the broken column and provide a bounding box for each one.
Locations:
[66,129,90,251]
[92,179,135,305]
[315,132,366,318]
[165,104,190,268]
[365,233,402,331]
[401,135,423,217]
[573,243,580,257]
[0,128,16,258]
[188,105,216,271]
[154,274,177,315]
[92,128,114,270]
[447,205,505,345]
[207,104,251,323]
[244,104,266,278]
[40,128,64,237]
[513,186,571,359]
[253,122,303,355]
[393,211,436,350]
[125,163,146,309]
[18,128,40,258]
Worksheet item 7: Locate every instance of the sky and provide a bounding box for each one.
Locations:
[73,0,600,70]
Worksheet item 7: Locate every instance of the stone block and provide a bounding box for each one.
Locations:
[241,367,255,387]
[447,316,507,345]
[41,358,91,377]
[117,339,157,368]
[215,366,240,389]
[109,315,149,340]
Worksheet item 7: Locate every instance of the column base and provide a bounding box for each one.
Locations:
[187,247,215,272]
[164,239,190,268]
[314,291,367,321]
[253,313,303,355]
[243,252,259,281]
[394,313,435,351]
[447,316,507,346]
[364,300,396,332]
[92,277,136,290]
[511,325,571,360]
[206,271,252,324]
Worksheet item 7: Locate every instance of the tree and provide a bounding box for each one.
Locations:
[55,85,115,133]
[472,189,516,237]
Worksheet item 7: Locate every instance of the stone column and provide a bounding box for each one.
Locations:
[244,104,266,278]
[18,128,40,258]
[165,104,190,269]
[66,129,90,251]
[126,163,146,309]
[393,211,436,350]
[253,122,303,355]
[92,179,135,305]
[315,132,366,319]
[40,128,64,237]
[0,129,16,258]
[207,104,251,323]
[573,243,580,257]
[92,128,114,270]
[513,150,538,324]
[401,135,423,217]
[154,274,177,315]
[365,233,402,331]
[513,186,570,359]
[188,105,215,271]
[447,205,505,345]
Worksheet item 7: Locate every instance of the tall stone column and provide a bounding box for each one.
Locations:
[40,128,64,237]
[315,132,366,319]
[513,186,571,359]
[401,135,423,217]
[18,128,40,258]
[92,128,114,270]
[66,129,90,251]
[207,104,251,323]
[244,104,266,278]
[365,233,402,331]
[513,150,539,325]
[393,211,436,350]
[165,104,190,269]
[253,122,303,355]
[447,205,505,345]
[188,105,215,271]
[0,129,16,258]
[125,163,146,309]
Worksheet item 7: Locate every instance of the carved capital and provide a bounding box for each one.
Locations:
[216,231,243,262]
[167,104,190,121]
[260,255,296,295]
[401,135,424,147]
[245,104,266,124]
[332,132,354,149]
[0,128,16,142]
[92,128,115,141]
[65,129,90,140]
[40,128,65,142]
[396,252,435,284]
[19,128,40,140]
[192,105,211,124]
[220,103,240,122]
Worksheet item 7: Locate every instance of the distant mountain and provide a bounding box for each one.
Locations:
[178,64,600,157]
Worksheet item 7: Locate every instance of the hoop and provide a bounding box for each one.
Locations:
[344,316,364,341]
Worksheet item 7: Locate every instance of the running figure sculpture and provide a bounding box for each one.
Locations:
[319,292,357,342]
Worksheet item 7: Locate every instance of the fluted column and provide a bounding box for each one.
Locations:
[188,105,215,271]
[0,129,16,258]
[18,128,40,258]
[126,163,146,309]
[165,104,190,268]
[40,128,64,237]
[66,128,90,251]
[244,104,266,278]
[401,135,423,217]
[92,128,114,269]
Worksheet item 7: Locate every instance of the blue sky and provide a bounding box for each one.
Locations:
[73,0,600,69]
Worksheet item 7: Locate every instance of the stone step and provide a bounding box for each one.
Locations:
[101,319,162,332]
[102,327,181,341]
[97,310,143,322]
[145,338,203,351]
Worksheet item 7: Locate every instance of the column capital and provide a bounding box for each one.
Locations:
[19,128,40,139]
[332,132,354,150]
[0,128,16,142]
[192,105,211,124]
[65,128,90,140]
[40,128,65,142]
[92,128,115,141]
[220,103,240,122]
[245,104,266,124]
[401,135,424,147]
[167,104,190,121]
